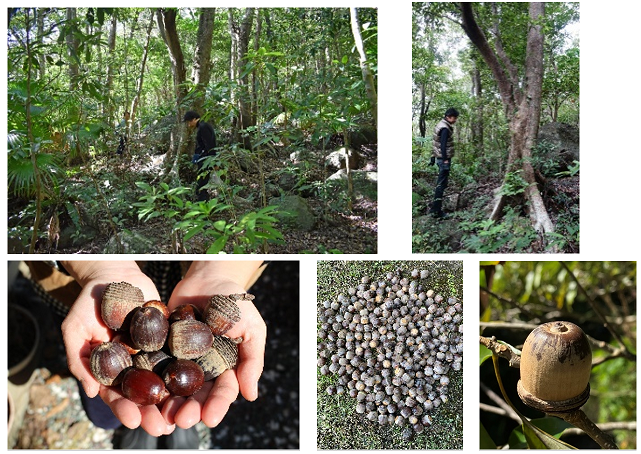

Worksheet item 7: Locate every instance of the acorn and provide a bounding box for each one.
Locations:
[517,321,592,413]
[195,335,239,381]
[203,294,252,336]
[90,341,133,386]
[129,306,169,352]
[133,350,172,375]
[162,359,205,396]
[101,282,145,330]
[121,368,170,406]
[168,319,214,359]
[169,304,202,323]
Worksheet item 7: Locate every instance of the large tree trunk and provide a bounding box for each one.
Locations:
[191,8,216,115]
[460,2,554,238]
[66,8,79,90]
[157,8,189,179]
[350,7,378,129]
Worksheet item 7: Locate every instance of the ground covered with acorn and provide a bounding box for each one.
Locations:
[317,260,463,449]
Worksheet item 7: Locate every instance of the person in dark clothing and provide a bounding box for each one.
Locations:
[116,111,130,156]
[429,107,459,219]
[184,110,217,201]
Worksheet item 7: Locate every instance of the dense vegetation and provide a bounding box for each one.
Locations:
[412,3,579,253]
[8,7,378,254]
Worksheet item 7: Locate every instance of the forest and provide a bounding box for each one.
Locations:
[7,7,378,254]
[412,2,579,253]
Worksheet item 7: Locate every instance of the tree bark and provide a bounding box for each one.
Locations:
[191,8,216,115]
[65,8,79,91]
[229,8,256,148]
[350,7,378,129]
[157,8,189,179]
[129,11,155,130]
[104,14,118,122]
[460,2,554,238]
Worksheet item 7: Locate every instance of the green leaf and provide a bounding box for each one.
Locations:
[480,422,497,449]
[480,344,492,365]
[183,224,205,241]
[509,418,573,449]
[207,235,228,254]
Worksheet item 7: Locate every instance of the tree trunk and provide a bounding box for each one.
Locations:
[191,8,216,115]
[460,2,555,238]
[104,14,118,122]
[157,8,189,179]
[129,11,155,134]
[350,7,378,129]
[418,82,428,138]
[66,8,79,91]
[36,8,46,80]
[229,8,255,149]
[470,64,484,150]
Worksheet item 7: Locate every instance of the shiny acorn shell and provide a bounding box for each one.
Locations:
[168,319,214,359]
[196,335,239,381]
[90,341,133,386]
[101,282,145,330]
[203,294,252,336]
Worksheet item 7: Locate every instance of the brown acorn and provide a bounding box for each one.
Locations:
[169,304,202,324]
[101,282,145,330]
[195,335,239,381]
[162,359,205,396]
[121,368,170,406]
[168,320,214,359]
[90,342,133,386]
[203,294,252,336]
[133,350,172,375]
[517,321,592,412]
[129,306,169,352]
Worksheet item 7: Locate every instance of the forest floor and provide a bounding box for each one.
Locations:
[10,140,378,254]
[412,171,580,254]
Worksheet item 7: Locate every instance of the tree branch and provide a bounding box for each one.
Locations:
[480,335,521,368]
[459,2,516,118]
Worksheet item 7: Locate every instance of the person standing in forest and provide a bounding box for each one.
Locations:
[116,111,130,156]
[184,110,217,201]
[429,107,459,219]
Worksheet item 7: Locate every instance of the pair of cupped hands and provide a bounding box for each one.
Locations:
[60,261,266,436]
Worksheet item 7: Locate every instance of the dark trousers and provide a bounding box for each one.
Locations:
[196,160,210,201]
[431,159,451,214]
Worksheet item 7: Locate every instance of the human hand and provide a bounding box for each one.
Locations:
[60,261,175,436]
[161,261,266,430]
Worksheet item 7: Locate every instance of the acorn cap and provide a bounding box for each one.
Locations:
[203,294,253,336]
[196,335,239,381]
[101,282,145,330]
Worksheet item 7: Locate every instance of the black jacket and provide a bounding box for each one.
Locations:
[195,120,217,157]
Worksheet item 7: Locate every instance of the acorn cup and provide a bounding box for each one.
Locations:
[517,321,592,413]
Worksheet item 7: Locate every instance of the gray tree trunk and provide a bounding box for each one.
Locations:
[460,2,554,238]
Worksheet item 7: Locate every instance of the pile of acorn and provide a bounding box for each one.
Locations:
[90,282,252,405]
[318,268,463,438]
